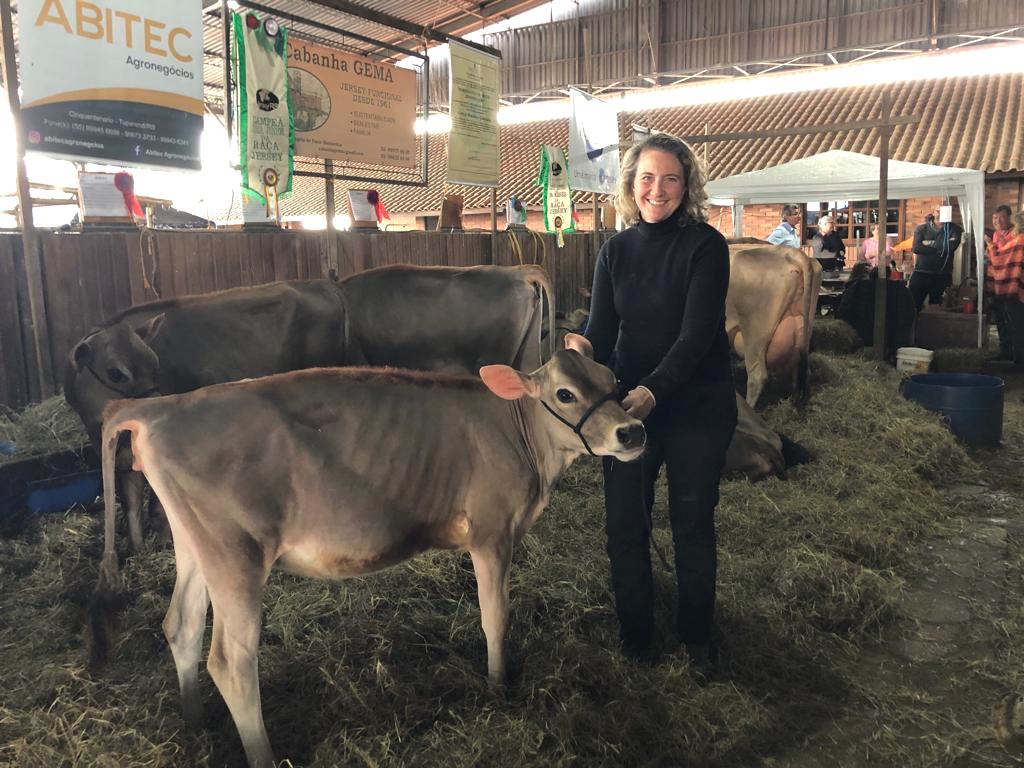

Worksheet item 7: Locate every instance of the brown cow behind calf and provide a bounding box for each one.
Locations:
[90,335,642,768]
[726,242,823,408]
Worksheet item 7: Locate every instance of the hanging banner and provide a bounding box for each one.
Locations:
[17,0,204,170]
[568,88,620,194]
[536,145,574,237]
[287,38,417,168]
[447,40,500,187]
[234,10,294,203]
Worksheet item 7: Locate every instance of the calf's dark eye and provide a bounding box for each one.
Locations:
[107,368,127,383]
[556,388,576,403]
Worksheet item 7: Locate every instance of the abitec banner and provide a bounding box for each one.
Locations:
[18,0,204,170]
[234,11,294,202]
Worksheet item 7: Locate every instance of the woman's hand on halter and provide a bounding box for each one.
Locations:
[621,386,656,421]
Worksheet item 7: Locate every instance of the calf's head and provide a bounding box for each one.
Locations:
[480,333,646,461]
[64,316,164,440]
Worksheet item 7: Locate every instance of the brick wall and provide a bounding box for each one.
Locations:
[707,203,803,239]
[985,178,1024,221]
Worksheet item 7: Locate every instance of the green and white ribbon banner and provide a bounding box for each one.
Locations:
[234,11,294,201]
[536,145,574,234]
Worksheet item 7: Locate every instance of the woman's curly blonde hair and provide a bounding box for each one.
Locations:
[614,133,708,226]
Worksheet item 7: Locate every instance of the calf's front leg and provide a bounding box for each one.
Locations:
[470,540,512,686]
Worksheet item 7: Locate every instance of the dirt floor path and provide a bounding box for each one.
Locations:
[777,369,1024,768]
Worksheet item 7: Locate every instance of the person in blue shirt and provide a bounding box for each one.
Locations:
[766,204,802,248]
[584,133,737,677]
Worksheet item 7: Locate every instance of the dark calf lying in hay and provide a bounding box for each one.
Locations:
[726,395,812,479]
[88,335,644,768]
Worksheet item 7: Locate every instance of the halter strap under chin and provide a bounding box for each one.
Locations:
[84,363,159,399]
[539,390,620,456]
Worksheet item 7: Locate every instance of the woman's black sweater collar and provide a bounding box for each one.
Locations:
[636,213,687,240]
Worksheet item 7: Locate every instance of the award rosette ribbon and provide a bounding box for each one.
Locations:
[367,189,390,222]
[113,172,143,219]
[535,145,574,248]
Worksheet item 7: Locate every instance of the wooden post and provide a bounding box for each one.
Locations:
[1,0,55,399]
[872,91,891,361]
[490,187,497,233]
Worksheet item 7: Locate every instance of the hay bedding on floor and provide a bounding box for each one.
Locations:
[0,396,88,463]
[0,353,987,767]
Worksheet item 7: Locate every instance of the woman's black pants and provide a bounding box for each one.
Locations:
[602,383,737,653]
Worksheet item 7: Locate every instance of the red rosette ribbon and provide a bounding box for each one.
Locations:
[113,172,143,218]
[367,189,390,222]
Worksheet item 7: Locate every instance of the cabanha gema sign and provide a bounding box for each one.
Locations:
[18,0,204,170]
[287,38,417,169]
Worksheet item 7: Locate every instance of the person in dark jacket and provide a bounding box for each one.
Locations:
[584,133,738,675]
[812,214,846,274]
[910,211,963,312]
[836,265,916,354]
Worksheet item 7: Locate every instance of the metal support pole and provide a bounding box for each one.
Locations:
[490,188,497,233]
[324,159,338,278]
[325,160,336,231]
[222,0,233,145]
[1,0,54,399]
[872,91,891,361]
[591,192,599,251]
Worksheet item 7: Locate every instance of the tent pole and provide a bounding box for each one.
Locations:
[872,91,891,361]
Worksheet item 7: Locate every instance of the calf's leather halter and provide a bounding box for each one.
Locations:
[83,363,160,399]
[539,390,621,456]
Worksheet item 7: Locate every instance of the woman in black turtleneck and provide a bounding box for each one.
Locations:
[584,133,737,675]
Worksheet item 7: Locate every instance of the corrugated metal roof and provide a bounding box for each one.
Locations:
[302,72,1022,218]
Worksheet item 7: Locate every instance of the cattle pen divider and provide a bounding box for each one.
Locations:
[0,229,610,411]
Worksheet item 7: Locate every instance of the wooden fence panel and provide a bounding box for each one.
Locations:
[39,234,80,380]
[0,236,30,410]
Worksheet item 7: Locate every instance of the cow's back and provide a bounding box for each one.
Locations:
[144,280,349,391]
[341,265,543,374]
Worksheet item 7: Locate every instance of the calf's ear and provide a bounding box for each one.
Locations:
[564,333,594,359]
[480,365,540,400]
[72,341,92,371]
[135,313,165,343]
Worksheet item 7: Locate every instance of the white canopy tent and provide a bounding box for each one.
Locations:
[707,150,986,346]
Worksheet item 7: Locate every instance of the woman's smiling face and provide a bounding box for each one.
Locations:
[633,149,685,223]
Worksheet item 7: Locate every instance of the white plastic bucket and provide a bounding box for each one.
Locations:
[896,347,934,374]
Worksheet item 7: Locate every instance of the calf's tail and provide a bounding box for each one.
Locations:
[85,406,136,664]
[521,264,556,363]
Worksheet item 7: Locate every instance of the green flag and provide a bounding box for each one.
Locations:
[234,11,294,203]
[536,145,574,236]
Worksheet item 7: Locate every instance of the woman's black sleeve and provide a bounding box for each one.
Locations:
[584,244,618,366]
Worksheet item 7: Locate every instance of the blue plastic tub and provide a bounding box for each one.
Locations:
[903,373,1004,446]
[24,470,102,514]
